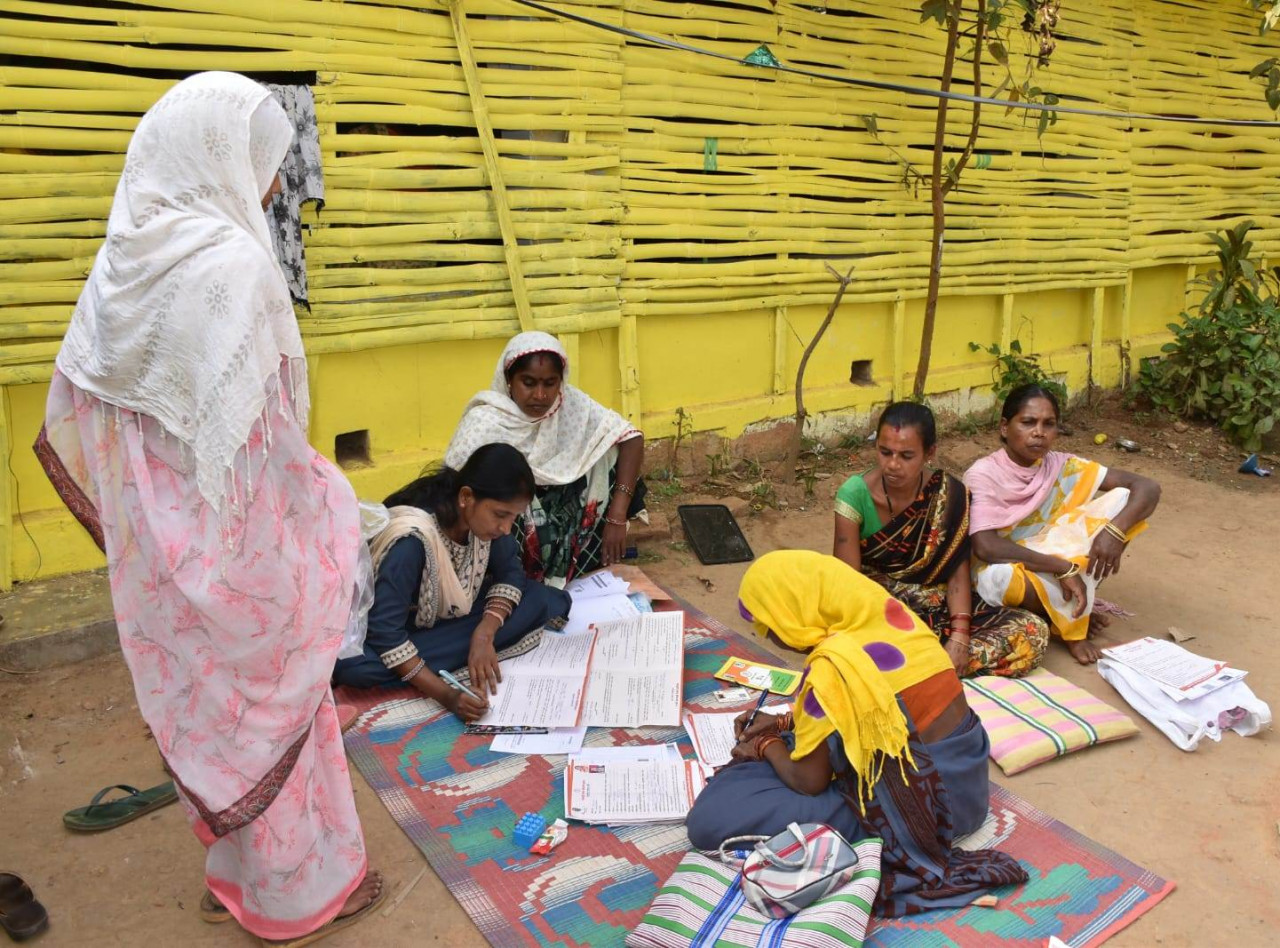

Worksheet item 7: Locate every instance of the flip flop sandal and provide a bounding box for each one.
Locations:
[0,872,49,942]
[62,782,178,833]
[199,891,232,925]
[259,873,386,948]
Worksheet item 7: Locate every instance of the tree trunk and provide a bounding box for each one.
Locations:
[912,2,964,401]
[787,265,855,476]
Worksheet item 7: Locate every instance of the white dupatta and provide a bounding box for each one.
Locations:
[55,71,303,519]
[444,332,638,486]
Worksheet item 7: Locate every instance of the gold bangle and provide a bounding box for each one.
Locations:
[1056,562,1080,580]
[1103,521,1129,543]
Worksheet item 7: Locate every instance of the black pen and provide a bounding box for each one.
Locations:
[739,687,770,737]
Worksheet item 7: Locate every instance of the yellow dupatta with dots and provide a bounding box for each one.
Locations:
[738,550,952,804]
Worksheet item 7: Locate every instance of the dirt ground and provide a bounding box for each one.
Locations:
[2,407,1278,947]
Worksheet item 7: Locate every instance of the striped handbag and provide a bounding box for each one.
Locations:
[626,836,882,948]
[722,822,866,919]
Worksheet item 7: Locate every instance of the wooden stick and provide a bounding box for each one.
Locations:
[444,0,536,333]
[381,866,429,919]
[787,264,854,476]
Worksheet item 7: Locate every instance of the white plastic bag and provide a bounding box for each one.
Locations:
[1097,657,1272,751]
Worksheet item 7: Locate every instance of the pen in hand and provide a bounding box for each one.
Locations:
[439,669,484,703]
[738,687,771,739]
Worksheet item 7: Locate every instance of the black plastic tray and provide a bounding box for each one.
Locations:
[676,504,755,566]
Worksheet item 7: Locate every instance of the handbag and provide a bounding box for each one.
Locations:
[718,822,866,919]
[625,838,882,948]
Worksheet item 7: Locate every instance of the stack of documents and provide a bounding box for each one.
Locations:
[475,610,686,729]
[1100,637,1246,702]
[562,571,640,635]
[564,745,708,824]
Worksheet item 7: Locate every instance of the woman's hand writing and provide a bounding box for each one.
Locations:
[733,708,783,742]
[444,687,489,723]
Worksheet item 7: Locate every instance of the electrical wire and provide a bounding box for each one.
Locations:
[508,0,1280,129]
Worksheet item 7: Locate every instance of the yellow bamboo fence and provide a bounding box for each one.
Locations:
[0,0,1278,583]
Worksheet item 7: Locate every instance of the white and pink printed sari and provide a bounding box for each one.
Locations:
[37,72,367,941]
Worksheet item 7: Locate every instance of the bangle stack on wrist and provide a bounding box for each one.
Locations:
[754,735,785,760]
[1102,521,1129,544]
[399,658,426,683]
[1056,562,1081,580]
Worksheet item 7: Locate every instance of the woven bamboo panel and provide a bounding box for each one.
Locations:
[616,0,1280,317]
[0,0,1277,368]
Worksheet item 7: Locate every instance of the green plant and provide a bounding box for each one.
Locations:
[667,406,695,477]
[800,470,818,498]
[837,432,865,450]
[748,479,779,510]
[1136,221,1280,450]
[893,0,1062,399]
[651,478,685,500]
[706,438,735,478]
[969,338,1067,407]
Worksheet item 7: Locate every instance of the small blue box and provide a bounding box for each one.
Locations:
[513,812,547,849]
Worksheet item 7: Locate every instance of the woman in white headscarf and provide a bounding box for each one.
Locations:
[35,72,383,945]
[444,331,646,585]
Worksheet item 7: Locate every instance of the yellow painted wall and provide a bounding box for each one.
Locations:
[1,0,1277,583]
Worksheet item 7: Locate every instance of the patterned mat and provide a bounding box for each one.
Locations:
[339,595,1172,948]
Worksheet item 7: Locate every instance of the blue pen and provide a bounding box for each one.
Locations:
[439,669,482,703]
[740,687,771,737]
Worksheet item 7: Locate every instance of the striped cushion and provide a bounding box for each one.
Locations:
[964,668,1139,775]
[626,840,881,948]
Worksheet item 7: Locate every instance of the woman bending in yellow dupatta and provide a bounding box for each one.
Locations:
[684,551,1026,917]
[965,385,1161,664]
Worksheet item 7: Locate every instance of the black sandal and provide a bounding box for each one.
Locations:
[0,873,48,942]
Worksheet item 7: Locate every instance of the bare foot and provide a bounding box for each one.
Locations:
[1065,638,1104,664]
[1088,612,1111,636]
[336,869,383,919]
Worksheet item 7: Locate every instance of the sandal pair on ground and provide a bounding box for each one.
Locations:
[0,780,183,942]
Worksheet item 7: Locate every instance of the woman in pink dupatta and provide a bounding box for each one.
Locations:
[35,72,383,945]
[964,384,1161,665]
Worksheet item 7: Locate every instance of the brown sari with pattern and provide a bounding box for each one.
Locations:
[862,470,1049,678]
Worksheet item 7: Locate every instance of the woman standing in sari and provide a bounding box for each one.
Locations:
[965,384,1161,664]
[834,402,1048,677]
[685,551,1027,916]
[445,332,645,585]
[36,72,382,944]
